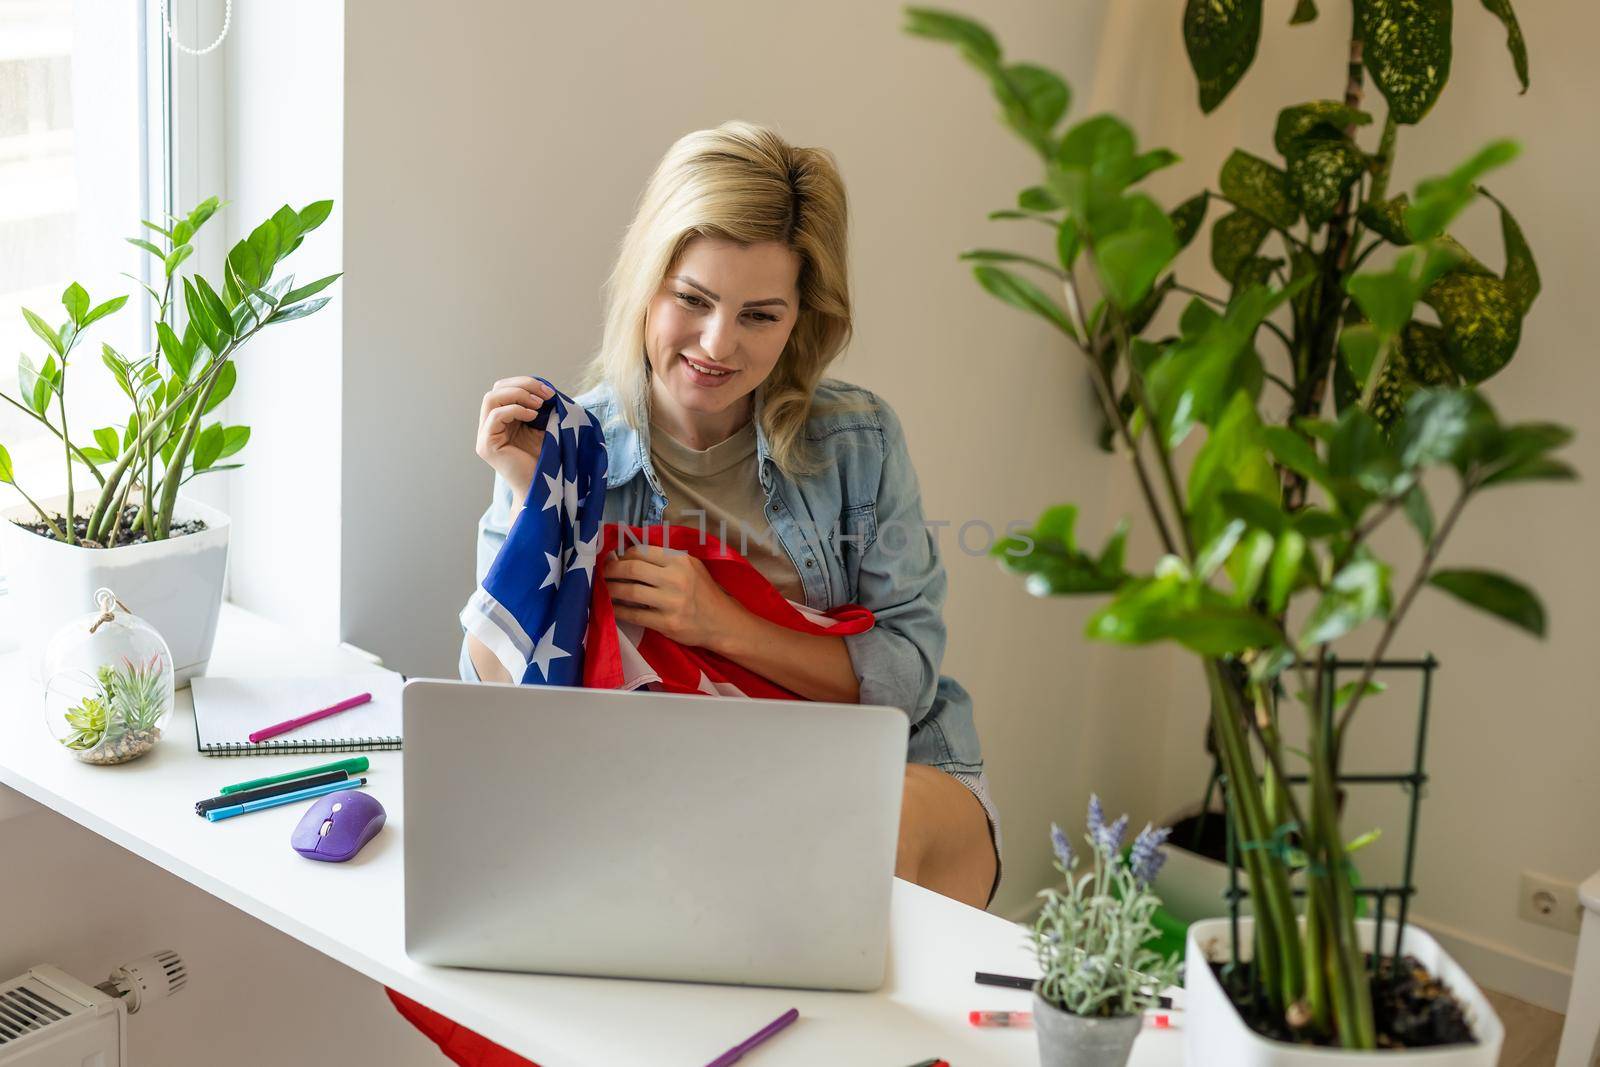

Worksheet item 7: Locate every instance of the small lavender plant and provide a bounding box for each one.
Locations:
[1032,795,1181,1018]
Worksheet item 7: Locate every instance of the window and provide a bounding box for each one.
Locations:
[0,0,152,510]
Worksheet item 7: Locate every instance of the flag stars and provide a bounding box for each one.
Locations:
[528,621,571,680]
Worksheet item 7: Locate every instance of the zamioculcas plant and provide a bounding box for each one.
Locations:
[0,196,339,547]
[908,2,1568,1051]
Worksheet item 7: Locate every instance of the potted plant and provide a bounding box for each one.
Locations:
[908,3,1565,1060]
[0,196,339,683]
[1030,797,1179,1067]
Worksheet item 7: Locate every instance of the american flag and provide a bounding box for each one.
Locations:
[462,381,875,696]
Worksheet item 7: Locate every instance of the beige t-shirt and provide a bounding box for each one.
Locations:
[649,417,806,604]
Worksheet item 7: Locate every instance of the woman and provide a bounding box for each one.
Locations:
[463,121,998,909]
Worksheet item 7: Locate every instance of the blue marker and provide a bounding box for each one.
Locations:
[205,776,368,822]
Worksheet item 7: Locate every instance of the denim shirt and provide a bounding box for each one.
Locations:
[460,376,984,774]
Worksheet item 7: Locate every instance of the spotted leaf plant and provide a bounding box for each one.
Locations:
[910,1,1568,1051]
[0,196,339,547]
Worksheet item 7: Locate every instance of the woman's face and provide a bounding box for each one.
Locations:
[645,236,802,442]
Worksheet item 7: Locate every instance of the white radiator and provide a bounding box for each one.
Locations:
[0,951,185,1067]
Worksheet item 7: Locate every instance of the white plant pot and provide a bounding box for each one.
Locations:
[1184,917,1503,1066]
[1,494,229,686]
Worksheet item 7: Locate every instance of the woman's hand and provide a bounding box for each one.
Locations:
[606,544,746,650]
[475,376,556,508]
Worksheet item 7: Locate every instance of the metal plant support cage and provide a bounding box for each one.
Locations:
[1216,653,1438,988]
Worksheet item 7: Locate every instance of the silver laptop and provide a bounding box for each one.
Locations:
[402,679,908,991]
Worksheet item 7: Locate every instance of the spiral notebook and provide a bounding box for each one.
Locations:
[190,671,405,755]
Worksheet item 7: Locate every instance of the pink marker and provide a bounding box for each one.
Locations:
[249,692,372,743]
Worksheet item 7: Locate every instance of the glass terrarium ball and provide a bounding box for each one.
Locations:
[42,588,175,765]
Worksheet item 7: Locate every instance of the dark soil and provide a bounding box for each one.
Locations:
[16,507,207,548]
[1170,811,1230,863]
[1213,955,1476,1050]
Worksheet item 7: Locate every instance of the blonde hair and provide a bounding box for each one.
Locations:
[578,120,857,480]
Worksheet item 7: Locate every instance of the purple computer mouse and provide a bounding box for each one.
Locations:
[290,789,386,862]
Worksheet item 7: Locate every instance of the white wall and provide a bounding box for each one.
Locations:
[1089,3,1600,1008]
[222,0,345,646]
[338,0,1147,916]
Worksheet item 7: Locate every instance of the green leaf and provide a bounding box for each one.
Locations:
[1479,457,1577,487]
[1355,0,1453,124]
[156,321,193,382]
[1291,0,1318,23]
[82,295,127,328]
[1166,607,1281,655]
[1188,393,1277,545]
[18,355,44,415]
[192,423,225,471]
[1345,826,1383,853]
[1429,568,1545,636]
[1018,185,1060,212]
[972,266,1076,338]
[1220,490,1287,534]
[0,443,12,484]
[195,275,235,333]
[1406,140,1520,241]
[164,244,195,276]
[1266,529,1307,614]
[1274,101,1372,155]
[75,446,112,466]
[1226,528,1276,605]
[993,504,1129,596]
[1300,556,1392,648]
[1367,321,1458,431]
[171,218,195,246]
[140,218,172,238]
[1285,138,1366,228]
[92,426,120,459]
[61,282,89,325]
[21,307,63,356]
[202,361,237,415]
[1481,189,1539,315]
[1195,519,1246,581]
[268,296,332,325]
[1131,148,1180,182]
[246,219,283,280]
[127,237,165,258]
[906,5,1002,62]
[183,278,224,354]
[278,271,340,308]
[1056,217,1082,270]
[1220,150,1298,229]
[1261,426,1329,488]
[297,199,334,234]
[1328,404,1405,502]
[1339,322,1382,389]
[1401,483,1434,542]
[1478,0,1529,92]
[1183,0,1263,112]
[997,63,1070,154]
[218,425,251,459]
[1359,195,1412,246]
[1423,272,1522,382]
[1211,210,1270,284]
[959,250,1064,279]
[1170,193,1209,251]
[1094,197,1179,310]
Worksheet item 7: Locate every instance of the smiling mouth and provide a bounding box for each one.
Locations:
[680,354,735,378]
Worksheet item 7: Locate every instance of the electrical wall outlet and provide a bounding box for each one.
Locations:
[1518,871,1583,934]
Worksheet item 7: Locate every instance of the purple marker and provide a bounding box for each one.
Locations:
[704,1007,799,1067]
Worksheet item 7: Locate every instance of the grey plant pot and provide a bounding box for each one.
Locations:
[1033,989,1142,1067]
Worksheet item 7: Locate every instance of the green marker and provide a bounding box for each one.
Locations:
[219,756,370,795]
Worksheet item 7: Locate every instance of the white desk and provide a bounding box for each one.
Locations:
[0,603,1183,1066]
